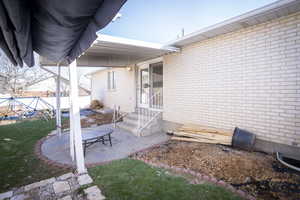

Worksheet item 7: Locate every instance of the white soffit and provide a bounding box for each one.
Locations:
[83,34,179,60]
[167,0,300,47]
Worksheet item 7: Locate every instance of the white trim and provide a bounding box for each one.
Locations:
[138,67,150,108]
[85,67,108,77]
[107,70,117,91]
[96,34,179,52]
[137,57,163,67]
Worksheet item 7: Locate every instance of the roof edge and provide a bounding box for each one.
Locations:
[166,0,300,47]
[96,34,180,52]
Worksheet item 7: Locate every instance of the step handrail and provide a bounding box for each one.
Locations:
[137,89,163,135]
[137,111,162,136]
[112,105,128,128]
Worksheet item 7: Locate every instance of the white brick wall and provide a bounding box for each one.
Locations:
[91,67,135,113]
[163,12,300,147]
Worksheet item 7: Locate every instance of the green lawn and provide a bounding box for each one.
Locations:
[0,119,66,192]
[1,120,240,200]
[89,159,241,200]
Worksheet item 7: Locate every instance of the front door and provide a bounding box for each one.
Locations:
[138,61,163,109]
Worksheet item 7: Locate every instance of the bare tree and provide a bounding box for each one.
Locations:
[0,50,51,96]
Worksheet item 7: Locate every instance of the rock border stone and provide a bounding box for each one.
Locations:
[0,172,105,200]
[84,186,105,200]
[133,157,256,200]
[78,174,93,186]
[0,191,13,200]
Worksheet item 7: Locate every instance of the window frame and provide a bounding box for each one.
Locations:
[107,70,116,91]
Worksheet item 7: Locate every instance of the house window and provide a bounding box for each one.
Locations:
[107,71,116,90]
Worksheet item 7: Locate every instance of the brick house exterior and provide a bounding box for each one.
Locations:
[91,2,300,155]
[164,12,300,148]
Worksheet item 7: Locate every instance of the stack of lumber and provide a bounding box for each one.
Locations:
[170,124,234,146]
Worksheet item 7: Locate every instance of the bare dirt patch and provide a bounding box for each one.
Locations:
[133,141,300,200]
[62,112,113,129]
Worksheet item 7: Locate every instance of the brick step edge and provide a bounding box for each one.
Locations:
[34,135,75,170]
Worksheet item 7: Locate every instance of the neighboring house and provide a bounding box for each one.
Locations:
[91,0,300,155]
[41,66,100,94]
[23,75,90,97]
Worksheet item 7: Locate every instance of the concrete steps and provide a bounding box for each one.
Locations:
[117,110,162,137]
[117,121,139,135]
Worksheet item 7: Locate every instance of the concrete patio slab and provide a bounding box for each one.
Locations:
[41,124,169,166]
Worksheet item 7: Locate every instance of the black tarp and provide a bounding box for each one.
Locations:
[0,0,126,67]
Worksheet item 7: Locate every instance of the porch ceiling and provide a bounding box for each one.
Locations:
[40,34,179,67]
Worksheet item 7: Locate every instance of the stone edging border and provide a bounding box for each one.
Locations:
[35,136,255,200]
[133,156,256,200]
[35,135,75,170]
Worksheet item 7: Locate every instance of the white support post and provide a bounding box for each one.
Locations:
[69,59,86,173]
[68,73,75,161]
[69,102,75,161]
[113,104,116,128]
[56,64,62,137]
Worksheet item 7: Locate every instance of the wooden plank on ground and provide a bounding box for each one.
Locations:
[174,131,231,140]
[170,136,231,145]
[173,131,232,144]
[179,124,233,136]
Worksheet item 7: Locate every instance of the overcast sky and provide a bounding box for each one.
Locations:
[101,0,277,43]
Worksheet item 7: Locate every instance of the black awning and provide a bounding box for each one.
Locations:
[0,0,126,67]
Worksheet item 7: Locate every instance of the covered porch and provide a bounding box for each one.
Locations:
[41,34,178,112]
[40,34,178,172]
